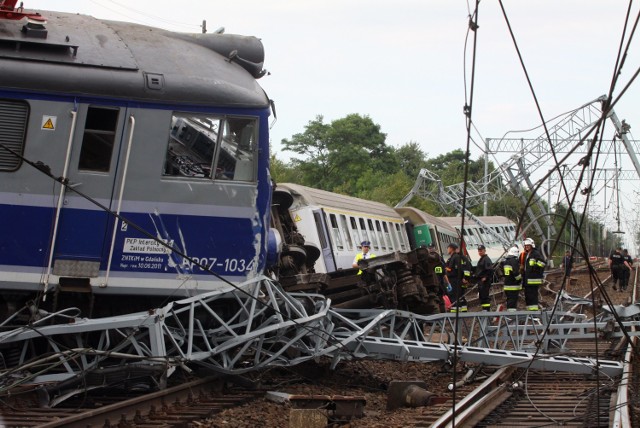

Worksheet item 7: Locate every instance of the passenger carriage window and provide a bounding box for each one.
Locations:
[350,217,361,246]
[359,218,369,244]
[367,219,378,250]
[340,215,353,250]
[395,224,407,251]
[78,106,119,172]
[375,221,386,250]
[163,114,257,181]
[384,223,396,250]
[329,213,344,250]
[0,99,28,171]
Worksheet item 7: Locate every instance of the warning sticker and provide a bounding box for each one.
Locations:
[41,115,56,131]
[294,214,302,222]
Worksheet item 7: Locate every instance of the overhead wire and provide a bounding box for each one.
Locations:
[495,0,640,420]
[451,1,481,425]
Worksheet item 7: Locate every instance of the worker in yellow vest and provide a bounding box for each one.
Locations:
[353,240,376,274]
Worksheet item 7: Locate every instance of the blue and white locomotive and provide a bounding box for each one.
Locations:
[0,6,274,316]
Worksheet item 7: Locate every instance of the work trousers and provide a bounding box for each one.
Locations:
[448,281,468,312]
[504,288,521,311]
[621,267,630,290]
[523,285,539,311]
[478,279,491,311]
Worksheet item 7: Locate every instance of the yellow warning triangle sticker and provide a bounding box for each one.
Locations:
[42,118,54,129]
[294,214,302,222]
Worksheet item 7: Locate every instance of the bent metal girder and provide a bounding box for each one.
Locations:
[0,277,634,393]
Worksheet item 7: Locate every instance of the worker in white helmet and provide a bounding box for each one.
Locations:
[520,238,546,311]
[500,246,522,311]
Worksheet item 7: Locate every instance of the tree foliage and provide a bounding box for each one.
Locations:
[272,113,627,263]
[281,114,398,191]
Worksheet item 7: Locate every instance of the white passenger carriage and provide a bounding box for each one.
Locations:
[439,216,517,262]
[277,183,411,273]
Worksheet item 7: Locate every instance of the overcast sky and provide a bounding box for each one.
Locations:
[26,1,640,248]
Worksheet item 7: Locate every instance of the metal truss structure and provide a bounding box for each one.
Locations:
[395,168,514,248]
[397,95,640,244]
[1,276,637,405]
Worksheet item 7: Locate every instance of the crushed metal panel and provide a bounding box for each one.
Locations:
[0,11,138,70]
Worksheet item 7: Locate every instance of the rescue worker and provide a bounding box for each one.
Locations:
[446,243,467,312]
[621,249,633,291]
[609,247,624,290]
[561,250,573,278]
[457,246,473,286]
[520,238,546,311]
[428,244,452,311]
[474,245,493,311]
[500,246,522,311]
[352,240,375,274]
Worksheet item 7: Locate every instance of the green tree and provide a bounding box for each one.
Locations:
[269,154,300,184]
[281,114,397,191]
[396,141,428,179]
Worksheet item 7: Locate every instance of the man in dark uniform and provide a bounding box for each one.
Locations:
[474,245,494,311]
[621,249,633,291]
[562,250,574,278]
[446,243,466,312]
[428,244,452,311]
[609,247,624,291]
[520,238,546,311]
[500,246,522,311]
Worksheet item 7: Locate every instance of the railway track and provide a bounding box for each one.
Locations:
[2,263,637,427]
[421,264,638,428]
[0,376,262,428]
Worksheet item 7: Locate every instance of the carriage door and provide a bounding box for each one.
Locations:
[312,209,337,272]
[52,105,129,279]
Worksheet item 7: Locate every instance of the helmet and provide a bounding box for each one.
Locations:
[361,241,371,247]
[523,238,535,248]
[508,246,520,257]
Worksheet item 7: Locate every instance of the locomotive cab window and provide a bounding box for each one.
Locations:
[78,107,119,172]
[215,117,257,181]
[163,114,257,181]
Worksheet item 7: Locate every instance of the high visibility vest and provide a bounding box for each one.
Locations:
[354,252,376,274]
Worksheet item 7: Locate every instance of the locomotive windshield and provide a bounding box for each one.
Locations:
[163,114,257,181]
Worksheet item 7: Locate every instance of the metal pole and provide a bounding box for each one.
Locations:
[483,138,489,216]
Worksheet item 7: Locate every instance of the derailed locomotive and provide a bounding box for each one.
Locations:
[0,5,276,319]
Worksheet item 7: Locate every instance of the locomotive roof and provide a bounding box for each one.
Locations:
[278,183,403,221]
[0,11,268,107]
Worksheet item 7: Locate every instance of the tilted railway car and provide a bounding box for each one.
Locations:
[0,6,274,318]
[277,183,518,274]
[277,183,411,273]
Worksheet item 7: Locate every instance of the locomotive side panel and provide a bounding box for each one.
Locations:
[0,10,272,307]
